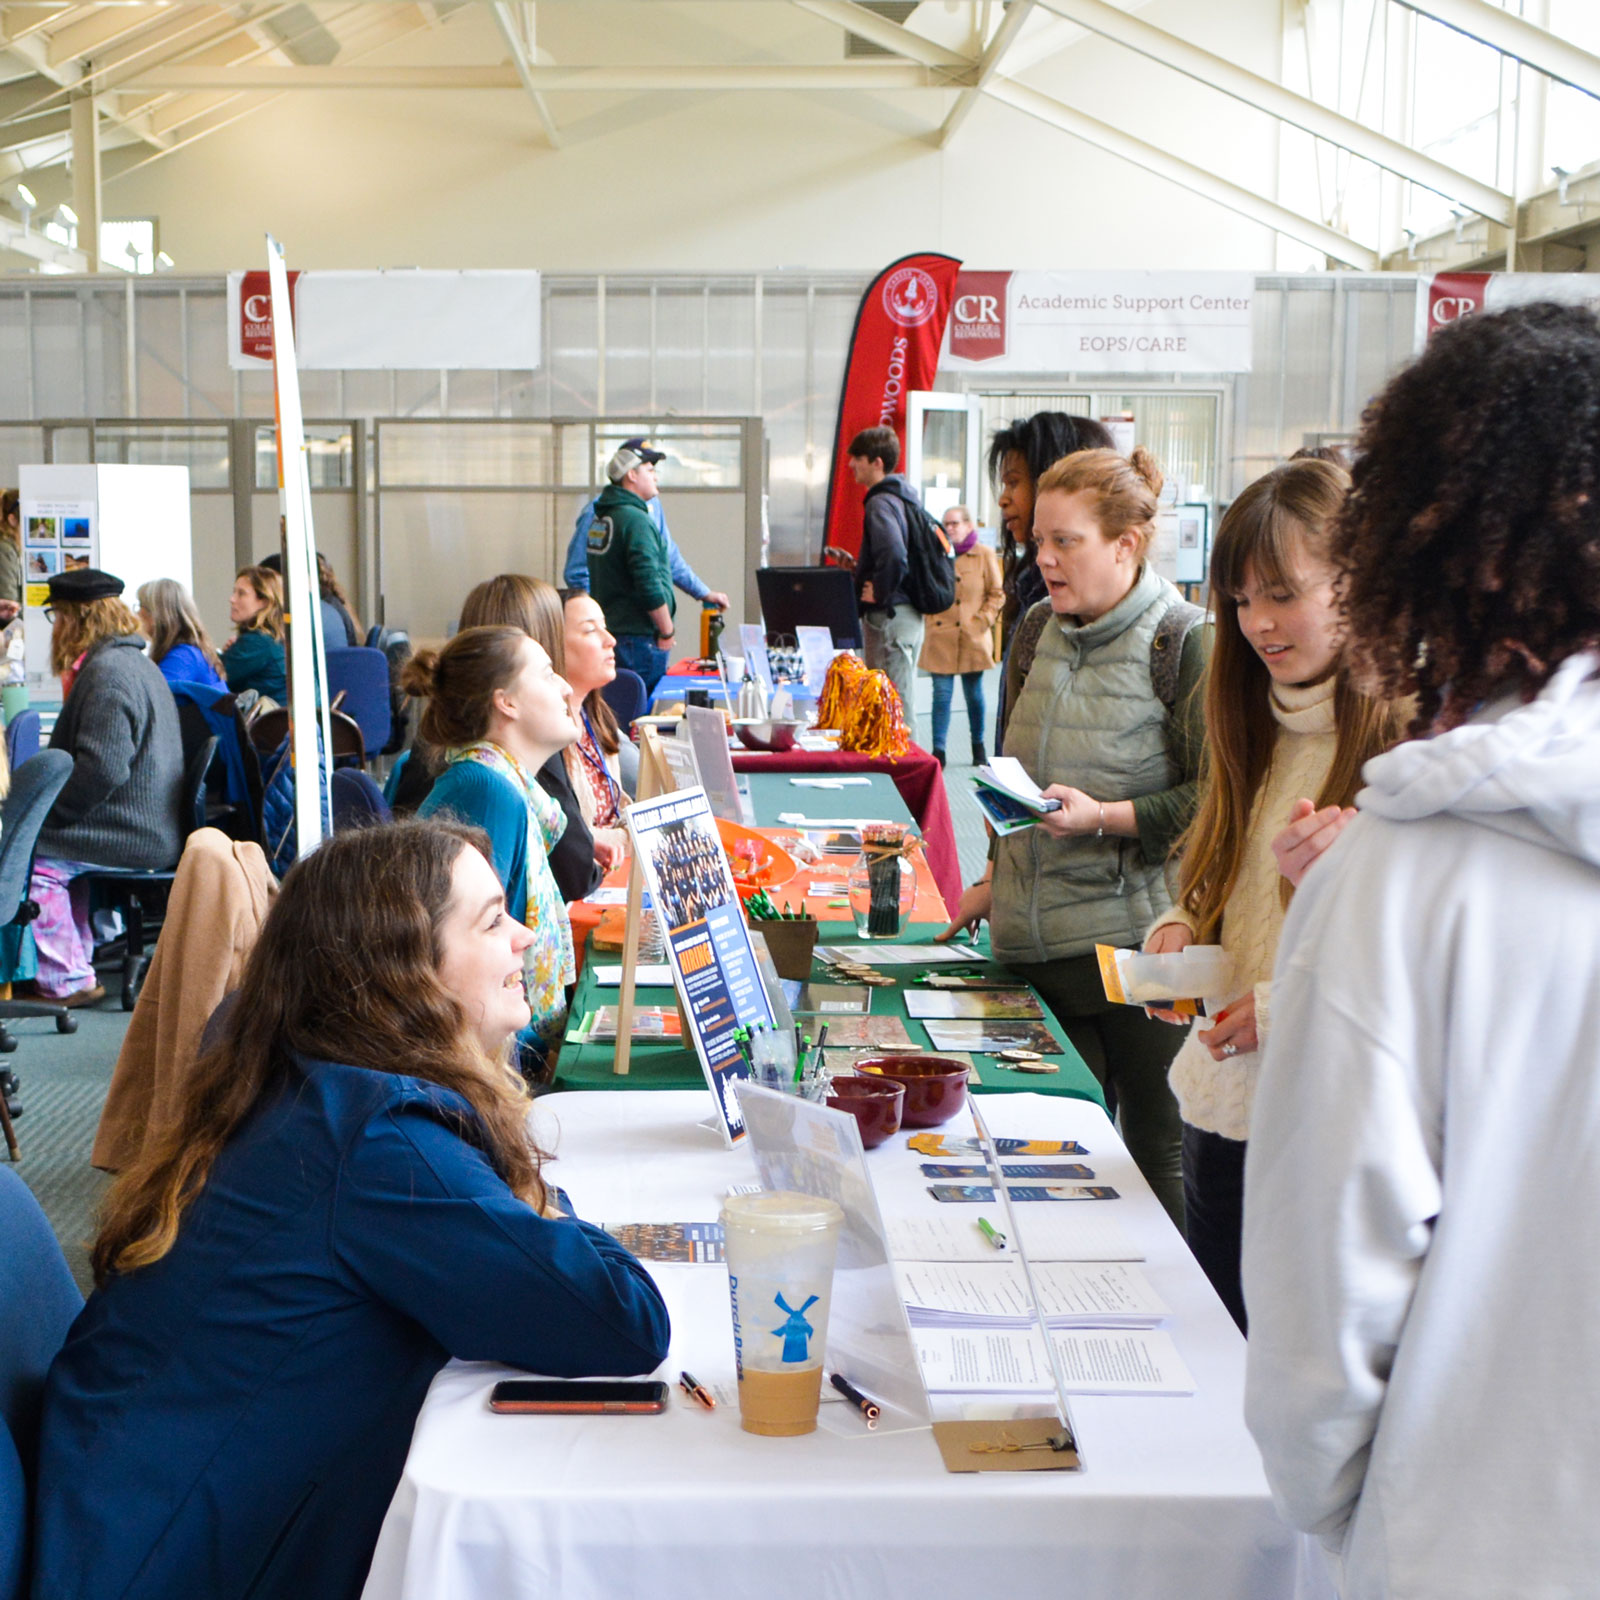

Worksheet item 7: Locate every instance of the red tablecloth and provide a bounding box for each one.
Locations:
[730,744,963,913]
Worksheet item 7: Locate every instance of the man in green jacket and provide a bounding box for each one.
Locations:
[586,441,677,694]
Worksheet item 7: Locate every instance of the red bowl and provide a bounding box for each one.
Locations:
[854,1054,970,1128]
[825,1074,905,1149]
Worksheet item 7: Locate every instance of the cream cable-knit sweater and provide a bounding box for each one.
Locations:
[1153,676,1338,1142]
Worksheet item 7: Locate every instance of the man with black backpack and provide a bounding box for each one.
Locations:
[845,425,954,717]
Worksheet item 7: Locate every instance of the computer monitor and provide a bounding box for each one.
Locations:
[754,566,861,648]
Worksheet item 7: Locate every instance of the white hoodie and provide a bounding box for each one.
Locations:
[1242,653,1600,1600]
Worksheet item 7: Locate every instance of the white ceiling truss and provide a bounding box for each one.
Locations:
[0,0,1594,271]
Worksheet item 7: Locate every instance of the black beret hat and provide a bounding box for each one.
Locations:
[46,567,124,605]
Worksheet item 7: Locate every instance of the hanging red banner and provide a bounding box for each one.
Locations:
[820,252,962,562]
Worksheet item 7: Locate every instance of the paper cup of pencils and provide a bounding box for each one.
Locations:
[721,1191,844,1437]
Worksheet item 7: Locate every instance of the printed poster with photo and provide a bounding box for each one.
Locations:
[623,785,777,1146]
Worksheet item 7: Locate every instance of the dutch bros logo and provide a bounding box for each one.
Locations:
[881,266,940,328]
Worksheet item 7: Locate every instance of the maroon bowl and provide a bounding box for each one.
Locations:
[853,1054,971,1128]
[825,1073,905,1149]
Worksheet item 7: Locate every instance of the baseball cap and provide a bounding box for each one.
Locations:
[606,437,667,483]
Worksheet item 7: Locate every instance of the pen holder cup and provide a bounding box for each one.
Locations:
[825,1074,905,1149]
[853,1055,970,1128]
[754,916,819,981]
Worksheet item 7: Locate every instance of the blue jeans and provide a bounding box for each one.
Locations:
[613,633,670,697]
[929,671,986,755]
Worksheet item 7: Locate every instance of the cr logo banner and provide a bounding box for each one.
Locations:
[1426,272,1489,334]
[949,271,1012,363]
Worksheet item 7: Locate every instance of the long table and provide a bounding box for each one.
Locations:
[361,1090,1333,1600]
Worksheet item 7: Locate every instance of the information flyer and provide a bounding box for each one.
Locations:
[624,786,777,1145]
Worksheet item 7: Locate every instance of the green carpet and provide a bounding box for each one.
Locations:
[6,977,127,1294]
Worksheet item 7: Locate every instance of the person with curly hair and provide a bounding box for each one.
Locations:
[1242,301,1600,1600]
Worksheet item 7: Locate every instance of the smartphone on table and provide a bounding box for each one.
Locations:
[488,1380,670,1415]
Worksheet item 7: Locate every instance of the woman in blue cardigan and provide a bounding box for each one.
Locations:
[31,820,670,1600]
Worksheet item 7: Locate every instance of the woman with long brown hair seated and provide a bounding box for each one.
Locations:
[31,819,670,1600]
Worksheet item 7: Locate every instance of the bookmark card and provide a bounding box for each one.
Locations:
[908,1134,1089,1158]
[919,1163,1097,1181]
[602,1222,726,1264]
[927,1184,1121,1203]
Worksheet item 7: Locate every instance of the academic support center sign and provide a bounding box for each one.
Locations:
[944,271,1256,375]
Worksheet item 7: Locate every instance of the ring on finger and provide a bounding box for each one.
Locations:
[1220,1042,1240,1058]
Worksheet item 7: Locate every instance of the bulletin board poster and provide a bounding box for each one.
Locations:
[20,481,96,698]
[624,785,777,1146]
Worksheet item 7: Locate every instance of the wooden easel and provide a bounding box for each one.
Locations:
[613,727,676,1075]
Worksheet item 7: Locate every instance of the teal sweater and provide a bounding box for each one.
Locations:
[585,483,673,639]
[222,628,287,702]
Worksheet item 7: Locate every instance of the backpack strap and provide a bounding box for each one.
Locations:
[1010,600,1053,688]
[1150,599,1205,713]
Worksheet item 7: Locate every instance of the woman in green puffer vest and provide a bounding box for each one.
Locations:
[940,447,1208,1228]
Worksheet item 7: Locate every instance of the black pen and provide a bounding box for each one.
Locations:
[828,1372,880,1426]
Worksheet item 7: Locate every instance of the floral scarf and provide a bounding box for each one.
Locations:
[445,740,575,1044]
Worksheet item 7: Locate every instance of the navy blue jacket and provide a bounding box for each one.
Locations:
[31,1057,670,1600]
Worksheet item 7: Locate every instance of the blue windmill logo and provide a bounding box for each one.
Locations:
[771,1293,819,1364]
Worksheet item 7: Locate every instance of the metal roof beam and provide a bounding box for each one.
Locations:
[938,0,1034,148]
[984,77,1378,269]
[489,1,561,147]
[120,61,977,90]
[789,0,971,69]
[1035,0,1512,222]
[1394,0,1600,99]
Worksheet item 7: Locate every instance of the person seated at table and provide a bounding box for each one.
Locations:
[31,819,671,1600]
[404,625,581,1077]
[939,448,1208,1228]
[220,564,286,704]
[136,576,227,692]
[393,576,611,899]
[32,568,185,1005]
[258,550,363,648]
[559,588,631,838]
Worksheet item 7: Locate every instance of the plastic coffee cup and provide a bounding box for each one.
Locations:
[721,1190,844,1437]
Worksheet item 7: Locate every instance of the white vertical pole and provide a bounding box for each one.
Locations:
[267,234,333,858]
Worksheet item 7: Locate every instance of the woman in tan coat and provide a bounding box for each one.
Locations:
[919,505,1003,767]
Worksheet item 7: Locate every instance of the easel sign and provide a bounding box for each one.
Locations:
[622,784,777,1147]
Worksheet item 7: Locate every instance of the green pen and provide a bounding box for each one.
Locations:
[976,1217,1006,1251]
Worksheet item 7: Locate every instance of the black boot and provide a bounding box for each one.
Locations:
[971,742,987,768]
[932,748,946,769]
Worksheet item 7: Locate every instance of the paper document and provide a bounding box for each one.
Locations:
[914,1327,1196,1396]
[582,886,632,906]
[816,944,974,967]
[592,964,674,988]
[790,776,874,788]
[895,1261,1167,1328]
[884,1209,1143,1263]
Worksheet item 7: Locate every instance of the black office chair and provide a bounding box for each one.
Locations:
[601,668,649,730]
[0,751,79,1078]
[81,737,219,1011]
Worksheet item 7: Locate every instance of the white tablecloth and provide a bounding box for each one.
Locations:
[362,1090,1334,1600]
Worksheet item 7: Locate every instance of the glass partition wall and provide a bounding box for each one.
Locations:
[0,271,1419,643]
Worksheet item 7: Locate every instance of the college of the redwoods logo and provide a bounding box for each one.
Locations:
[881,267,941,328]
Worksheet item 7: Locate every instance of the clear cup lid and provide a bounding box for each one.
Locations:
[720,1190,844,1233]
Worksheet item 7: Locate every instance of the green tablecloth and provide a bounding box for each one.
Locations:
[554,921,1105,1110]
[739,769,911,829]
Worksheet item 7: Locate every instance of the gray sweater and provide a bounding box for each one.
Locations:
[40,633,185,869]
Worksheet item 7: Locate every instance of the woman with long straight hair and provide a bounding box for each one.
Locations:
[559,588,628,834]
[136,576,226,691]
[404,625,582,1075]
[1243,300,1600,1600]
[1143,459,1406,1327]
[32,819,669,1600]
